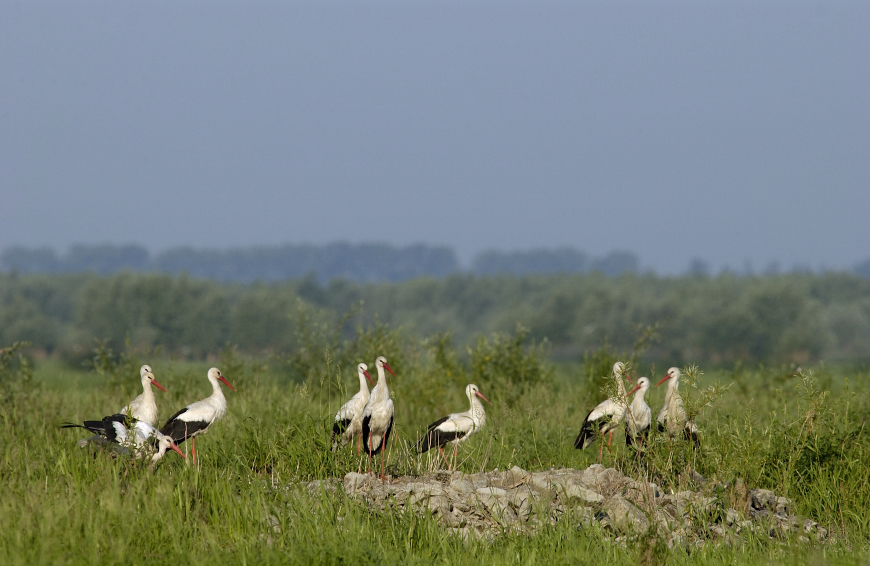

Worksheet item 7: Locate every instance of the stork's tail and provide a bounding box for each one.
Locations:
[573,415,596,450]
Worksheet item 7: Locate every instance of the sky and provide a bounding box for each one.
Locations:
[1,1,868,274]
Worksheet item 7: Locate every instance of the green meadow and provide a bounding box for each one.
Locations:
[2,329,869,565]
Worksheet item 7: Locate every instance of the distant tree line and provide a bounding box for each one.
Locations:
[0,244,645,282]
[4,244,868,282]
[0,244,459,283]
[1,270,868,365]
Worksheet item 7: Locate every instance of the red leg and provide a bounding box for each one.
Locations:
[379,436,388,480]
[357,433,362,455]
[438,446,451,469]
[192,436,197,465]
[608,429,613,447]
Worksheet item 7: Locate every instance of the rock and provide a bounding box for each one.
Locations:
[475,487,514,521]
[467,473,491,489]
[509,486,535,521]
[528,472,558,495]
[689,469,708,487]
[749,489,776,511]
[491,466,530,489]
[774,496,791,517]
[475,486,508,508]
[623,479,657,506]
[407,483,445,506]
[581,464,606,483]
[602,495,649,533]
[327,467,828,545]
[726,508,740,526]
[442,508,466,528]
[343,472,369,496]
[563,484,604,504]
[662,491,693,518]
[427,495,450,515]
[581,467,627,497]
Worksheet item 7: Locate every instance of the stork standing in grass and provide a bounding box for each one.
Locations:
[160,367,236,464]
[78,364,167,448]
[574,362,632,461]
[415,383,490,471]
[121,364,168,427]
[63,414,185,466]
[655,367,699,445]
[624,377,652,448]
[361,356,396,478]
[332,362,375,452]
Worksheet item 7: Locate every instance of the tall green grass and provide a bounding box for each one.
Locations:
[1,341,869,564]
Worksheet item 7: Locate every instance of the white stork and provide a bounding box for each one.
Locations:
[574,361,632,461]
[63,414,185,466]
[361,356,396,478]
[415,383,490,471]
[655,367,699,446]
[624,377,652,447]
[77,364,168,448]
[332,362,375,452]
[159,367,236,464]
[120,364,167,427]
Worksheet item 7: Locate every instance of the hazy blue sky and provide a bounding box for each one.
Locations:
[1,1,867,274]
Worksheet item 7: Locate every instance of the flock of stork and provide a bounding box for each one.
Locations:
[574,362,699,461]
[61,357,694,475]
[63,366,235,467]
[329,357,491,478]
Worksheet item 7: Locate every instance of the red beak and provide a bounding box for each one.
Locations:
[152,380,168,393]
[383,363,396,377]
[655,375,671,387]
[219,375,236,391]
[364,370,375,386]
[475,391,491,405]
[170,443,186,458]
[626,383,641,397]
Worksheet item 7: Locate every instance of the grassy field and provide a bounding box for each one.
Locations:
[2,351,869,565]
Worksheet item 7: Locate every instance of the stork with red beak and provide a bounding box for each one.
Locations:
[415,383,490,471]
[624,377,652,447]
[361,356,396,478]
[77,364,169,449]
[63,414,185,466]
[332,362,376,452]
[120,364,168,428]
[160,367,236,464]
[574,362,632,461]
[655,367,699,446]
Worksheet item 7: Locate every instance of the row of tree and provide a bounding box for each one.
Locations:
[0,244,648,281]
[1,270,868,365]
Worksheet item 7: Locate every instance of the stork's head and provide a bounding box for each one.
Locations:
[208,367,236,392]
[466,383,491,405]
[375,356,396,377]
[140,365,167,392]
[656,367,680,387]
[626,377,651,397]
[613,361,632,383]
[358,362,374,386]
[151,433,185,462]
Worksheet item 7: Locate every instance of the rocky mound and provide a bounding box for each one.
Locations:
[309,465,829,545]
